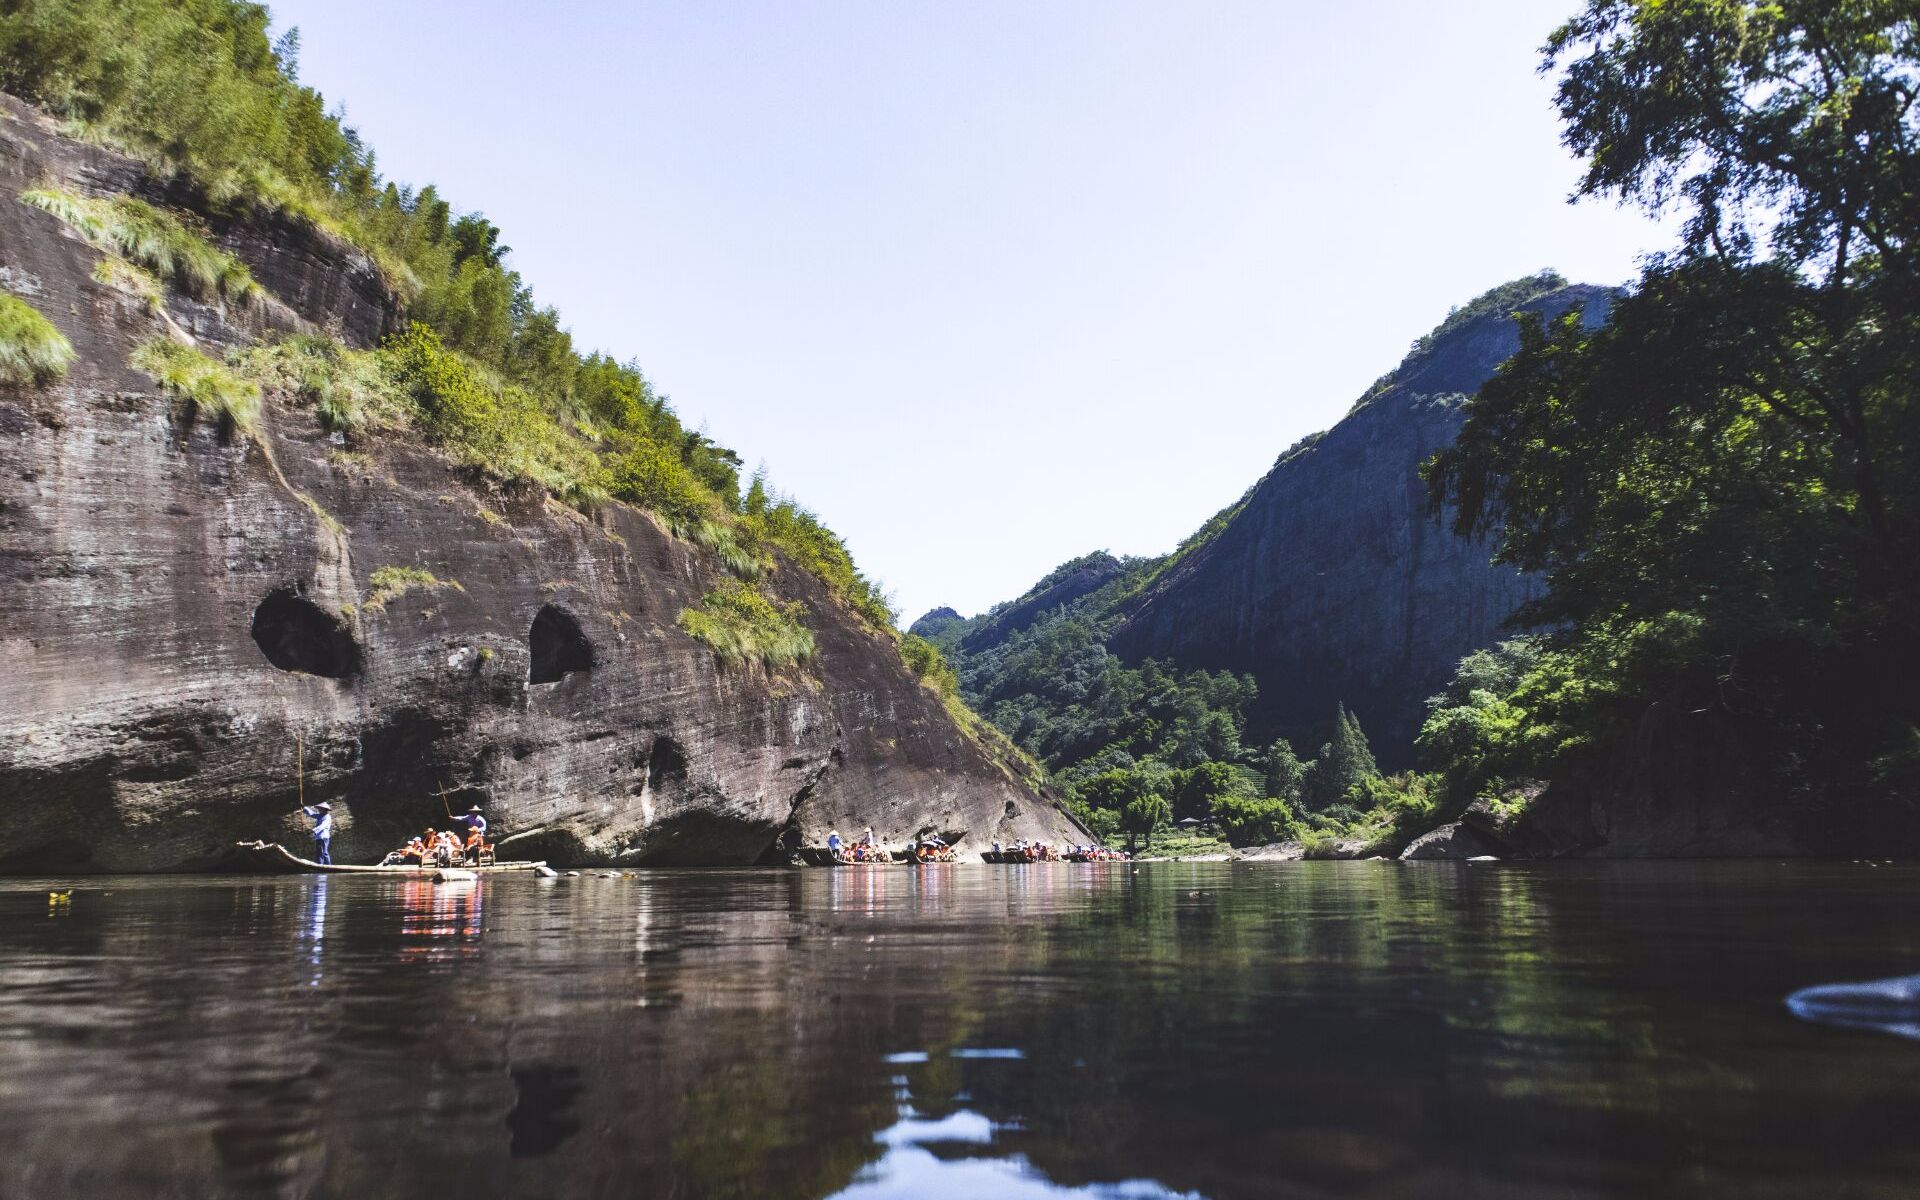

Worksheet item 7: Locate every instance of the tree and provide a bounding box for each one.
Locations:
[1212,795,1295,847]
[1262,738,1307,803]
[1174,761,1236,822]
[1306,704,1380,808]
[1425,1,1920,835]
[1120,791,1172,854]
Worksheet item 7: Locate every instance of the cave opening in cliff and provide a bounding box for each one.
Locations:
[251,590,360,679]
[647,737,688,795]
[528,605,593,684]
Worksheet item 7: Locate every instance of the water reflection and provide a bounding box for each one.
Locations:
[0,862,1917,1198]
[1786,972,1920,1041]
[835,1052,1206,1200]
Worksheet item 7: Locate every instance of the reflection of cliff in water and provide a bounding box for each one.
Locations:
[4,864,1920,1198]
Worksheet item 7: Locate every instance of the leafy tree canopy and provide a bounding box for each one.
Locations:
[1425,0,1920,834]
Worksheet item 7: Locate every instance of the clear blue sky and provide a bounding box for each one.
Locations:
[269,1,1666,622]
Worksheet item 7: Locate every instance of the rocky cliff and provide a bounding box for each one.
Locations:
[1107,281,1613,763]
[0,95,1080,871]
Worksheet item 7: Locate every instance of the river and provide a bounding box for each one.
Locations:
[2,861,1917,1198]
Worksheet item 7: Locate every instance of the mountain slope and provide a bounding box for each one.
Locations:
[1109,278,1615,762]
[926,275,1614,774]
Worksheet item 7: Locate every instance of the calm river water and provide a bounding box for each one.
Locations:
[2,861,1918,1199]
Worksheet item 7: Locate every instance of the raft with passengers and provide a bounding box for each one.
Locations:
[235,797,546,875]
[801,828,960,865]
[982,840,1129,864]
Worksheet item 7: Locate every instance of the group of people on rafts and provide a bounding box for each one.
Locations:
[825,828,956,864]
[992,840,1128,862]
[377,807,493,867]
[296,802,494,868]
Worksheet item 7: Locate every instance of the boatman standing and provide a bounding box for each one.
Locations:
[301,801,334,865]
[454,805,487,840]
[827,830,843,858]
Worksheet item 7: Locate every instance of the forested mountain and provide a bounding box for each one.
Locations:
[929,0,1920,859]
[915,273,1609,847]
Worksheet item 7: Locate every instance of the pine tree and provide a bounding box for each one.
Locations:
[1306,703,1379,808]
[1336,704,1378,780]
[1263,738,1307,803]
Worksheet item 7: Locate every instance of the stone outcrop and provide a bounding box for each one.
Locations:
[1398,822,1501,861]
[0,95,1081,871]
[1107,284,1613,763]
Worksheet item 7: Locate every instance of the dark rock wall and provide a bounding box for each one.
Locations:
[1109,286,1613,764]
[0,96,1078,871]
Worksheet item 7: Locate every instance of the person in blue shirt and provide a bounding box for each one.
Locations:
[451,806,488,864]
[301,802,334,865]
[826,830,843,860]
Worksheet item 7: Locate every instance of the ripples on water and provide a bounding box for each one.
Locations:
[2,861,1919,1198]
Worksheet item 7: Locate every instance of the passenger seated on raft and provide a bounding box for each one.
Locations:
[462,827,486,865]
[378,833,435,867]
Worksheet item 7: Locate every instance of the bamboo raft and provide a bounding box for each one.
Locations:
[797,846,961,866]
[232,841,548,876]
[797,846,913,867]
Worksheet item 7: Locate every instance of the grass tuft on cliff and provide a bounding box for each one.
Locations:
[236,335,404,433]
[363,565,461,612]
[0,293,75,385]
[22,188,258,304]
[678,581,816,671]
[91,256,164,313]
[130,338,259,429]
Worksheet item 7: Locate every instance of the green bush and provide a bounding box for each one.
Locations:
[898,633,958,697]
[237,335,403,433]
[1211,794,1296,847]
[364,565,459,611]
[606,436,718,530]
[129,337,258,428]
[678,580,816,671]
[381,323,606,504]
[22,188,257,303]
[0,293,75,385]
[1299,828,1343,859]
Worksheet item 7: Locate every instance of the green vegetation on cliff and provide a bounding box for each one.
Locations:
[1421,0,1920,844]
[130,337,259,429]
[0,292,73,385]
[22,187,258,303]
[0,0,899,658]
[678,580,817,671]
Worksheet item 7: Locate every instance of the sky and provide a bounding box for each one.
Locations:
[268,0,1669,622]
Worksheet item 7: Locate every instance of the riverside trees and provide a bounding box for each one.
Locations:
[1424,1,1920,840]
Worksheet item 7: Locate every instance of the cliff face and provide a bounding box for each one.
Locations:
[1109,285,1613,763]
[0,97,1079,871]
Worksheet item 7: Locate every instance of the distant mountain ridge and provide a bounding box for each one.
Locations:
[920,273,1615,767]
